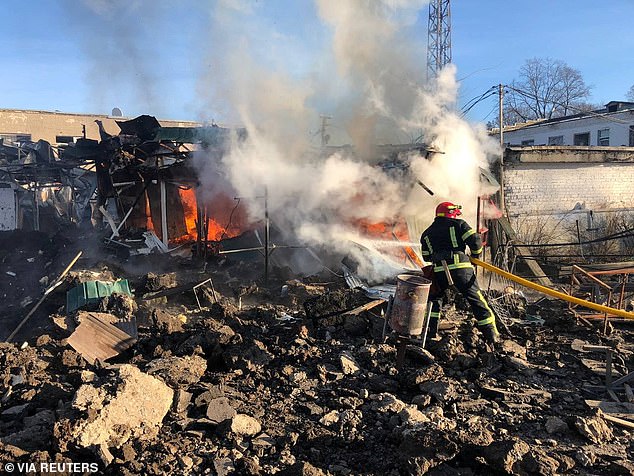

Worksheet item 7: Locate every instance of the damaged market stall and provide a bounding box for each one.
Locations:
[93,118,252,254]
[0,137,95,232]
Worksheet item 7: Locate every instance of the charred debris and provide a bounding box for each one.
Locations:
[0,117,634,475]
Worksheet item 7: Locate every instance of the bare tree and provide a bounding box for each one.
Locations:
[503,58,592,125]
[627,84,634,101]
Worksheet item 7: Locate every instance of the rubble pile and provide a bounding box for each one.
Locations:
[0,233,633,475]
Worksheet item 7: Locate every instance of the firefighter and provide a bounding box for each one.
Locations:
[420,201,499,344]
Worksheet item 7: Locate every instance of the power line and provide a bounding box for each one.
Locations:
[505,85,631,126]
[460,86,497,117]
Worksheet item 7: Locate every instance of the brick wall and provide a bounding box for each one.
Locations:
[505,162,634,214]
[504,162,634,248]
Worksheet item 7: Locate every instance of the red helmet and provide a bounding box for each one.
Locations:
[436,201,462,218]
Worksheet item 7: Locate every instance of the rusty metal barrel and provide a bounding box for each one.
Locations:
[389,274,432,336]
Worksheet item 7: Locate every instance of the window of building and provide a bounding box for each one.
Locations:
[521,139,534,146]
[55,135,75,144]
[598,128,610,146]
[629,126,634,147]
[548,135,564,145]
[0,133,32,143]
[573,132,590,146]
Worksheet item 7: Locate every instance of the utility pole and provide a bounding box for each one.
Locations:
[427,0,452,79]
[264,186,270,286]
[498,84,505,214]
[319,115,331,147]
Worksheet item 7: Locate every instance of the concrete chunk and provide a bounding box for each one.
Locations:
[146,355,207,387]
[230,414,261,436]
[340,351,360,375]
[206,397,236,424]
[71,364,173,448]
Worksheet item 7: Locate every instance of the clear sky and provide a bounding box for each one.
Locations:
[1,0,633,126]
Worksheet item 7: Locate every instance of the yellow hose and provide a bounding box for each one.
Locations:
[470,257,634,320]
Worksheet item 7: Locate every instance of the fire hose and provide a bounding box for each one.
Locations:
[470,257,634,320]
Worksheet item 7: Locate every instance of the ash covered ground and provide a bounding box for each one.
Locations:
[1,229,633,475]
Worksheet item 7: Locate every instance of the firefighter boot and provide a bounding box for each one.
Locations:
[480,324,500,344]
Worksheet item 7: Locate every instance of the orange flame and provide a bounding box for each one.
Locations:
[354,218,423,267]
[175,187,246,243]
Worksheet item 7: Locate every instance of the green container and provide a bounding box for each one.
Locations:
[66,279,132,313]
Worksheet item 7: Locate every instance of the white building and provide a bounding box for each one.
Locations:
[502,101,634,147]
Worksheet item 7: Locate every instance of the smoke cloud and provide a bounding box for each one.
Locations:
[193,1,499,281]
[70,0,500,281]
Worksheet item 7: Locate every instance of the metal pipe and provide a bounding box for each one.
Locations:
[576,220,584,259]
[498,83,505,214]
[6,251,83,342]
[571,265,612,291]
[110,182,148,239]
[219,244,307,255]
[420,302,433,348]
[471,257,634,320]
[264,186,270,285]
[160,179,168,245]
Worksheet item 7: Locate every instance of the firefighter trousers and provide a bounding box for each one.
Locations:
[428,266,497,338]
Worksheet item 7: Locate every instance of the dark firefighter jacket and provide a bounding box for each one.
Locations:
[420,216,483,272]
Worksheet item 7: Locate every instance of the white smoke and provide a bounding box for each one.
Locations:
[192,0,500,281]
[63,0,501,281]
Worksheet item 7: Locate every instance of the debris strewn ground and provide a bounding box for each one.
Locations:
[1,229,633,475]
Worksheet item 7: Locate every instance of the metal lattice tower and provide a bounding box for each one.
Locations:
[427,0,452,79]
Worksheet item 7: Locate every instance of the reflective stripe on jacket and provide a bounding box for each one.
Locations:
[420,216,483,269]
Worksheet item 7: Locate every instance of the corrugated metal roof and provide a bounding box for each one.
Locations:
[66,279,132,313]
[67,312,137,364]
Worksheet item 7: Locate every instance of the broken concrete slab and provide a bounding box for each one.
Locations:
[149,308,185,334]
[479,438,530,474]
[146,355,207,388]
[144,272,177,292]
[206,397,237,424]
[574,410,614,444]
[69,364,173,448]
[173,389,192,414]
[1,403,30,418]
[419,380,456,403]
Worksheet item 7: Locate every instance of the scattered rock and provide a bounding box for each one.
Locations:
[144,272,177,292]
[520,449,560,475]
[545,415,569,435]
[575,448,596,467]
[146,355,207,387]
[206,397,237,424]
[479,438,530,474]
[419,380,456,403]
[1,409,55,451]
[339,351,360,375]
[230,414,262,436]
[574,411,613,444]
[67,364,173,449]
[173,389,192,414]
